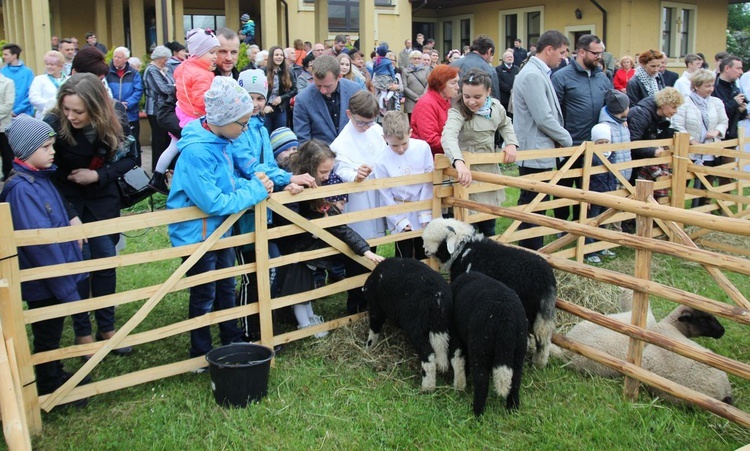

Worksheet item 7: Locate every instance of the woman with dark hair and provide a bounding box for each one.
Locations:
[263,45,297,135]
[44,73,137,354]
[297,53,315,91]
[441,68,518,236]
[626,49,664,106]
[165,41,186,73]
[410,64,460,155]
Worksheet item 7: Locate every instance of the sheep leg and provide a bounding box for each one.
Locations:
[451,348,467,391]
[471,362,490,417]
[532,315,555,368]
[506,334,527,411]
[366,305,387,348]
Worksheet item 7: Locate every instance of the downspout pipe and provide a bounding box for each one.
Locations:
[162,0,169,43]
[589,0,607,44]
[413,0,429,14]
[280,0,290,47]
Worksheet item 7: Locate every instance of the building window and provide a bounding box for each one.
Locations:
[443,21,453,54]
[302,0,394,31]
[183,14,226,33]
[661,2,696,57]
[460,19,471,50]
[438,15,472,55]
[499,6,544,51]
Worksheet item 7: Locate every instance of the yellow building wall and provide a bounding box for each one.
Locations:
[56,0,97,44]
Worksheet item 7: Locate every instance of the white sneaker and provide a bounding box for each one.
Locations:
[308,315,329,338]
[585,255,602,264]
[600,249,616,258]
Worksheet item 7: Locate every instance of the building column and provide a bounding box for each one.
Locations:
[110,0,125,49]
[173,0,184,44]
[129,0,146,57]
[260,0,277,49]
[314,0,328,44]
[359,0,375,57]
[155,0,174,44]
[225,0,239,36]
[49,0,62,38]
[21,0,52,74]
[95,1,109,50]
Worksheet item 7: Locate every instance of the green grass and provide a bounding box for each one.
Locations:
[22,187,750,450]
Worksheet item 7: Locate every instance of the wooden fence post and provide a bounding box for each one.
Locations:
[0,310,32,450]
[0,203,42,434]
[624,180,655,401]
[431,158,446,271]
[671,132,690,217]
[576,141,595,262]
[254,202,274,349]
[453,159,469,222]
[737,126,747,213]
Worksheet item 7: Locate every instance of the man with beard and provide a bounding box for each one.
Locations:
[551,34,612,222]
[214,28,240,79]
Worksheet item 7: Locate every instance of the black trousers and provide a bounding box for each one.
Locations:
[0,132,12,180]
[517,166,554,251]
[27,298,66,395]
[554,155,582,221]
[345,247,376,314]
[147,115,170,173]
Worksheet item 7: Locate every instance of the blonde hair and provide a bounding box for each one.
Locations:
[619,55,635,69]
[654,87,684,108]
[689,69,715,89]
[44,50,65,66]
[382,111,410,139]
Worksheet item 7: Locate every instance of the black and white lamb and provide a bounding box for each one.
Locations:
[362,257,455,391]
[422,217,557,368]
[451,271,528,416]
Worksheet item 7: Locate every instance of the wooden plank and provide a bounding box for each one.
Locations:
[40,210,246,412]
[0,204,41,433]
[0,335,31,450]
[254,203,274,350]
[624,180,655,400]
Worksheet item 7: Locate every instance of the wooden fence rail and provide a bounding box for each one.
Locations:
[0,132,748,446]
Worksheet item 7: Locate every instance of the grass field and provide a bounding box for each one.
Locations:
[22,187,750,450]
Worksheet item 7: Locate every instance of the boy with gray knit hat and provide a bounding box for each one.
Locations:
[167,76,275,360]
[0,114,90,403]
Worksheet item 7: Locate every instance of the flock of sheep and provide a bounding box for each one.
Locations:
[361,218,733,416]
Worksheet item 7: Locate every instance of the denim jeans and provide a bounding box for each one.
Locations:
[186,248,243,357]
[73,233,117,337]
[263,109,287,137]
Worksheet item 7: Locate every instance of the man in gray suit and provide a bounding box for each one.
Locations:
[512,30,572,250]
[451,34,500,102]
[293,55,362,144]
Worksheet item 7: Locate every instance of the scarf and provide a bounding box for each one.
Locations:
[474,97,493,119]
[689,91,710,144]
[635,66,659,97]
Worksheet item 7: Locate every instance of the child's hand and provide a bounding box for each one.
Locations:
[453,160,472,187]
[284,182,304,195]
[363,250,385,263]
[291,173,317,188]
[502,144,517,163]
[263,106,274,114]
[355,164,372,182]
[255,172,274,195]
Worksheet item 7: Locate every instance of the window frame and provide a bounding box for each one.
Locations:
[660,1,697,58]
[437,14,473,57]
[498,6,544,51]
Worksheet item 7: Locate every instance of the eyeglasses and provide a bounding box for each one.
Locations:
[352,118,376,128]
[583,48,603,57]
[234,119,249,131]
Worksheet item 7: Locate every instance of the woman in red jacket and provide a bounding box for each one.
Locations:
[613,55,635,93]
[409,65,460,155]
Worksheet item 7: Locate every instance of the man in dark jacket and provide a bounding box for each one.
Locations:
[496,50,519,116]
[512,38,527,67]
[712,55,747,183]
[451,34,500,102]
[106,46,144,162]
[658,54,679,87]
[551,34,613,221]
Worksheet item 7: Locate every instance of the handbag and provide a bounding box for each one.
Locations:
[117,165,155,208]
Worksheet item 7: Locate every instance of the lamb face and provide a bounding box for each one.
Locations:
[675,307,725,339]
[422,218,477,261]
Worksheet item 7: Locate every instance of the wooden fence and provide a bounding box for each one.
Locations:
[0,132,748,448]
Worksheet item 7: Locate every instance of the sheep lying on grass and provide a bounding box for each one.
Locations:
[552,290,731,404]
[451,272,528,416]
[422,218,557,368]
[362,258,455,391]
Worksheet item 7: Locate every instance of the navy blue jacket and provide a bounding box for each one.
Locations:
[106,62,144,123]
[552,59,613,145]
[0,162,87,303]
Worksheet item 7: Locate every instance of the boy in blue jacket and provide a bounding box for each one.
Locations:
[0,114,89,400]
[167,76,273,359]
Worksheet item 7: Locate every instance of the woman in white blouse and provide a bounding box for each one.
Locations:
[29,51,67,118]
[671,69,728,207]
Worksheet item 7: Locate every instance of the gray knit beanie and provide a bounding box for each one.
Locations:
[6,114,56,161]
[204,76,254,126]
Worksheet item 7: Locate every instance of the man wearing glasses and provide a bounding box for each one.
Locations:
[293,55,362,144]
[550,34,612,222]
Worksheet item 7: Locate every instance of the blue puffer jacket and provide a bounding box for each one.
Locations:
[598,106,632,182]
[229,116,291,187]
[1,62,34,116]
[0,161,86,303]
[105,62,144,122]
[167,119,269,247]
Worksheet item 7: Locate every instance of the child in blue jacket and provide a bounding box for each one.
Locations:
[0,114,88,400]
[167,76,273,359]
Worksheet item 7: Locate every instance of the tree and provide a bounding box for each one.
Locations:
[727,4,750,70]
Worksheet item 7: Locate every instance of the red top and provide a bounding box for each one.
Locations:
[613,68,635,91]
[410,88,452,155]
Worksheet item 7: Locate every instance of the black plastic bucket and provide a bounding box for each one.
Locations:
[205,343,274,408]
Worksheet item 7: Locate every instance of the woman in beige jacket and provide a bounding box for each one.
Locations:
[441,67,518,237]
[0,73,16,180]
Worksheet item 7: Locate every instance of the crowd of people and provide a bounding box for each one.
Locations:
[0,24,748,405]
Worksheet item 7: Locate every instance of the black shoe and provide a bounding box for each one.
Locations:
[40,371,91,408]
[95,331,133,356]
[148,171,169,195]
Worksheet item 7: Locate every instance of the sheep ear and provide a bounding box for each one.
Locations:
[677,311,693,322]
[446,235,459,254]
[447,225,456,234]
